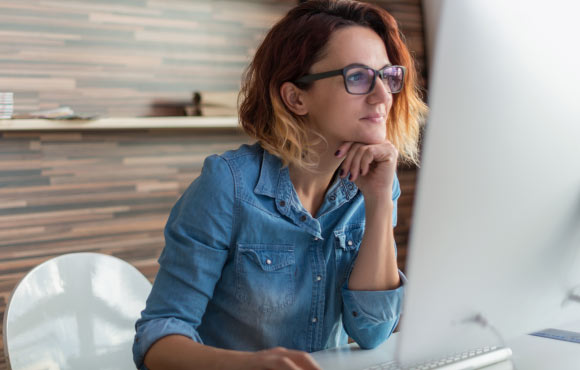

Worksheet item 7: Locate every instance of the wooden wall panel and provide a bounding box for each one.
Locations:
[0,0,295,117]
[373,0,428,89]
[372,0,426,272]
[0,129,253,369]
[0,0,426,116]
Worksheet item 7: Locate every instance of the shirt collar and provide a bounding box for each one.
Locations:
[252,147,360,239]
[337,175,359,200]
[254,148,283,198]
[253,146,359,204]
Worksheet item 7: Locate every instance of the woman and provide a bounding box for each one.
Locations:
[133,1,427,369]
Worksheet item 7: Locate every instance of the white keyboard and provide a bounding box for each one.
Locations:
[362,346,513,370]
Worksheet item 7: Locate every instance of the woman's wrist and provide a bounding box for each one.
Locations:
[364,192,394,212]
[218,349,255,370]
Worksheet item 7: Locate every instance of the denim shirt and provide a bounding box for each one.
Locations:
[133,143,405,369]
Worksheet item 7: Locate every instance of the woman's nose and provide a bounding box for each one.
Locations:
[366,77,392,105]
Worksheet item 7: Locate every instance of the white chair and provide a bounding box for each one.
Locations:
[3,252,152,370]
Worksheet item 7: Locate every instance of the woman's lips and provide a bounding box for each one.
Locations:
[361,114,385,123]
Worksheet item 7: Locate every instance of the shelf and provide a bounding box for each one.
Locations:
[0,116,240,131]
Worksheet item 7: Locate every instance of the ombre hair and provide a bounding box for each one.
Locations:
[239,0,428,169]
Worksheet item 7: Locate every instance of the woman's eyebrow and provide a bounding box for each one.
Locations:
[344,62,393,70]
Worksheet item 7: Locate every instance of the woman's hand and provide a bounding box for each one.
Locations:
[335,141,398,203]
[244,347,322,370]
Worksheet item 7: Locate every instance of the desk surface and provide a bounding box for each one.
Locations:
[311,321,580,370]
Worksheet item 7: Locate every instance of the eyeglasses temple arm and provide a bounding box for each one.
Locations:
[295,69,343,84]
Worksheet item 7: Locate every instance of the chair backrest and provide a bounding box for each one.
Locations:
[3,252,152,370]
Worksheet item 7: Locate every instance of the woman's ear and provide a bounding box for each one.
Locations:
[280,82,308,116]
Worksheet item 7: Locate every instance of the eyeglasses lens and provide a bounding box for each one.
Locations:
[344,67,375,94]
[344,66,404,94]
[381,66,404,93]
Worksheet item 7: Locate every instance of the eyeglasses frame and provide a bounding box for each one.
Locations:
[294,64,407,95]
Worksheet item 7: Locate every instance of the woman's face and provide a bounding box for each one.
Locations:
[302,26,393,148]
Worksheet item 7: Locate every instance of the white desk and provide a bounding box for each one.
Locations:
[311,320,580,370]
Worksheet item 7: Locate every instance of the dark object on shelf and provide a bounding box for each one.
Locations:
[184,91,203,116]
[149,100,190,117]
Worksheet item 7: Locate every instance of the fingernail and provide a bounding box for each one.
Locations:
[339,169,344,177]
[360,169,363,174]
[334,150,340,156]
[348,174,352,181]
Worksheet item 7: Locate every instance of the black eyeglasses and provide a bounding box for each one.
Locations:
[295,64,406,95]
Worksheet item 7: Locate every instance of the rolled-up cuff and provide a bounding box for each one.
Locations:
[133,317,202,370]
[342,270,406,325]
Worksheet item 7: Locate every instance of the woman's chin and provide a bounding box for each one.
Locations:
[355,126,387,144]
[356,133,387,145]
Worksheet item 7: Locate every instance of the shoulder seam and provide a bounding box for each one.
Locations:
[214,154,239,252]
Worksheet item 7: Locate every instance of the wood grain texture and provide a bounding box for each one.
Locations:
[0,129,253,369]
[0,0,296,117]
[0,0,426,118]
[373,0,428,90]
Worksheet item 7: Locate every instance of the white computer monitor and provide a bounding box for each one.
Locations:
[397,0,580,366]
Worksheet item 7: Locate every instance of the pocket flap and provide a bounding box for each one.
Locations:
[237,245,295,271]
[334,225,364,251]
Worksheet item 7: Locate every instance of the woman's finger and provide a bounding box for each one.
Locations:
[334,141,354,159]
[264,356,302,370]
[259,348,321,370]
[283,350,322,370]
[360,148,375,176]
[347,146,367,182]
[339,143,362,178]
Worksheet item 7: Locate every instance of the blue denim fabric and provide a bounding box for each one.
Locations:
[133,143,405,369]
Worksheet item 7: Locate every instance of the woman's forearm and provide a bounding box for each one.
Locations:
[144,335,321,370]
[348,197,400,291]
[144,335,252,370]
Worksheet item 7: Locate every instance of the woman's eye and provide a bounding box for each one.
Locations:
[347,72,365,82]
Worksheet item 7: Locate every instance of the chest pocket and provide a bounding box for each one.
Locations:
[334,225,364,286]
[235,244,295,314]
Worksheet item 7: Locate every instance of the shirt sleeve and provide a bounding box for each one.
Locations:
[340,174,405,349]
[133,155,234,370]
[341,270,406,349]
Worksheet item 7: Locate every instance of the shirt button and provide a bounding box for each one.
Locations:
[300,215,307,222]
[313,237,319,241]
[347,240,353,246]
[265,259,272,265]
[352,311,358,317]
[316,275,322,281]
[312,317,318,323]
[279,200,286,207]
